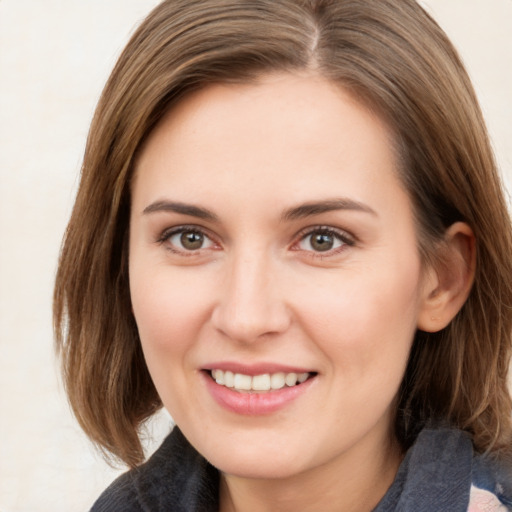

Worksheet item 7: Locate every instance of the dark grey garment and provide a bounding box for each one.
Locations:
[90,428,218,512]
[90,427,511,511]
[374,428,473,511]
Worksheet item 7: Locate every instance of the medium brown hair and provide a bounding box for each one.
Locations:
[54,0,512,467]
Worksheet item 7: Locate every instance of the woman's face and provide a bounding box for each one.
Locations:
[129,73,431,480]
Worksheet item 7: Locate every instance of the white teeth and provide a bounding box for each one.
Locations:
[210,369,311,392]
[234,373,252,390]
[270,372,285,390]
[298,372,309,383]
[252,374,271,391]
[224,371,234,388]
[285,372,297,387]
[212,369,224,385]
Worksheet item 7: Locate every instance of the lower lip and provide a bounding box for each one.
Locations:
[202,372,315,415]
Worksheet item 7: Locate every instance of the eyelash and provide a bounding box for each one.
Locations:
[157,225,219,256]
[292,226,355,258]
[157,225,355,257]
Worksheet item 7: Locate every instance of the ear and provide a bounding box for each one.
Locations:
[417,222,476,333]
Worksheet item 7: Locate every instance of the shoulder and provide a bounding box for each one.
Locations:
[90,470,141,512]
[90,428,219,512]
[375,427,512,511]
[413,427,512,511]
[470,451,512,511]
[469,486,510,512]
[415,428,512,510]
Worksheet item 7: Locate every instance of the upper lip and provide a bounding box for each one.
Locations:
[202,361,315,376]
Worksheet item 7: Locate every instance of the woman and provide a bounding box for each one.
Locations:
[54,0,512,510]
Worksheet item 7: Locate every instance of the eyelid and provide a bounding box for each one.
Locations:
[157,224,220,254]
[155,223,354,257]
[291,225,355,255]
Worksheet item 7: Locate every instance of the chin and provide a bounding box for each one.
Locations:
[199,436,316,481]
[215,457,302,480]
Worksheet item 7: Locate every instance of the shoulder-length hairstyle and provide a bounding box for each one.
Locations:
[54,0,512,467]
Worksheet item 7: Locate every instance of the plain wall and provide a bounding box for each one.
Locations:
[0,1,511,511]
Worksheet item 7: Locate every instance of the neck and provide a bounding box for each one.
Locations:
[219,429,402,512]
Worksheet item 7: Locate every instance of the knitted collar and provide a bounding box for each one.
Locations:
[92,426,511,511]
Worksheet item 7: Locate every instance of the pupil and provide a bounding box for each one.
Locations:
[181,231,203,250]
[312,233,333,252]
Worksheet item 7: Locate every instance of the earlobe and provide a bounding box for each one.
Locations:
[417,222,476,333]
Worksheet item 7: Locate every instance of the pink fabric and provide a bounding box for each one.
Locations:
[468,486,508,511]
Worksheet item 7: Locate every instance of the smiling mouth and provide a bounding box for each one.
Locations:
[209,369,316,393]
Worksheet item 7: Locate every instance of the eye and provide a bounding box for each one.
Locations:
[161,227,216,253]
[297,227,353,254]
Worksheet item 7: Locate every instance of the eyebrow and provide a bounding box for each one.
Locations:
[282,198,377,221]
[142,200,219,221]
[142,197,376,222]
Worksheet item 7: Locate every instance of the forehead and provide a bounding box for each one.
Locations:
[132,72,407,220]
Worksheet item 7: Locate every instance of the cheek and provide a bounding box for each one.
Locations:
[295,260,422,375]
[129,266,217,420]
[129,266,213,357]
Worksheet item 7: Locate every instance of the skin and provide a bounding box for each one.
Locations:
[129,73,470,511]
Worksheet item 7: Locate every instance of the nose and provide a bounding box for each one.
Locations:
[211,250,291,344]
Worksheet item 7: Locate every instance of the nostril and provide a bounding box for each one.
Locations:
[210,266,291,343]
[211,302,292,344]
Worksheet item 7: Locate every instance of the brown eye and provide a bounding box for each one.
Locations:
[297,228,352,254]
[180,231,204,250]
[166,228,214,252]
[310,233,335,252]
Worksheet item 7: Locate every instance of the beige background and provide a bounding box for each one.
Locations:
[0,1,511,511]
